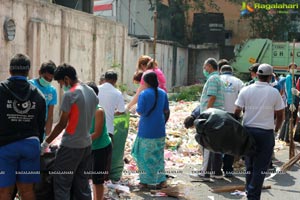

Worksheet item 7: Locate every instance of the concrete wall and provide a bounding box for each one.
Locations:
[121,40,190,92]
[1,0,202,122]
[175,47,189,86]
[188,45,220,85]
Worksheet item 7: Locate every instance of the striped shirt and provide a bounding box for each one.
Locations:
[199,71,225,112]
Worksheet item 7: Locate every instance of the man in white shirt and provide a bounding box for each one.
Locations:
[97,71,126,182]
[220,65,244,177]
[97,71,126,139]
[234,63,284,200]
[220,65,244,113]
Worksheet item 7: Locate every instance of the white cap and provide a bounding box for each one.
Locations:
[257,63,273,75]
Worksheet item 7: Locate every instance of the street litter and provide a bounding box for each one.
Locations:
[230,190,246,196]
[150,185,186,199]
[106,183,130,193]
[264,167,282,181]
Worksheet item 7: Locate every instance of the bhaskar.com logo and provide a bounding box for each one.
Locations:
[241,1,299,16]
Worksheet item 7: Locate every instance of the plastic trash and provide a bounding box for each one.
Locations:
[194,108,256,156]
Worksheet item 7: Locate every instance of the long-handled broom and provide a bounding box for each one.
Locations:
[289,39,296,159]
[211,185,271,193]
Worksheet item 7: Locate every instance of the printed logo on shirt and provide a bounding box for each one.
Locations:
[6,99,36,122]
[45,93,53,101]
[223,81,235,93]
[13,100,32,114]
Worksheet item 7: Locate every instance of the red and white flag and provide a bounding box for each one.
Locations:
[94,0,113,12]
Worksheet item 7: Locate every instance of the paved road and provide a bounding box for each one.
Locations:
[130,142,300,200]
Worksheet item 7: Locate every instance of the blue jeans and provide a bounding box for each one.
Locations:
[245,127,274,200]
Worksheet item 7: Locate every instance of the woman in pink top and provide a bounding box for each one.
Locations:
[141,60,167,92]
[127,55,167,110]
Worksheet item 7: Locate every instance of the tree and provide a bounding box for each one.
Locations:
[155,0,299,43]
[227,0,299,41]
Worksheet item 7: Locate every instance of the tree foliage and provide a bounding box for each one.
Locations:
[154,0,300,44]
[227,0,299,41]
[155,0,299,43]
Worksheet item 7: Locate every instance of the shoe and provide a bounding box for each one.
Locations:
[285,142,290,146]
[224,173,234,178]
[211,174,224,180]
[155,181,168,189]
[138,183,148,191]
[111,180,121,184]
[268,166,276,173]
[189,174,211,182]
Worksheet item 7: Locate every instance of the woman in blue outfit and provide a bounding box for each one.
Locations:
[131,72,170,189]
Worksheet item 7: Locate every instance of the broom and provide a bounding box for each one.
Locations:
[265,151,300,180]
[289,39,296,159]
[280,152,300,172]
[211,185,271,193]
[150,185,186,199]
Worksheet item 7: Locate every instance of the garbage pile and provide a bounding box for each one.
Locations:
[124,100,201,172]
[104,101,202,199]
[49,100,286,199]
[104,100,286,199]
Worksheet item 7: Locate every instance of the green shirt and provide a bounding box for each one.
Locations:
[199,71,225,112]
[89,105,111,150]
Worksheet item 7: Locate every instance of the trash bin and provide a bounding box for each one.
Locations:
[35,152,56,200]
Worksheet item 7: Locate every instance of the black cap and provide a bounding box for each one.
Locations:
[220,65,233,72]
[248,63,260,73]
[218,59,229,69]
[288,63,297,68]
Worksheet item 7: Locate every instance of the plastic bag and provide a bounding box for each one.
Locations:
[109,113,130,181]
[194,108,255,156]
[35,152,56,200]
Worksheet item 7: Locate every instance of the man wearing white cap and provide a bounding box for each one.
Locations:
[234,63,284,200]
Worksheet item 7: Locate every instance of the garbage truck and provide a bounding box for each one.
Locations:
[230,38,300,74]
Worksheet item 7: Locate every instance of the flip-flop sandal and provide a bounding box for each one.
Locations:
[138,183,148,190]
[156,181,168,189]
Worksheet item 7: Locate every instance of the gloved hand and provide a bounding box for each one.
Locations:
[125,104,136,114]
[130,105,137,114]
[234,115,242,122]
[291,88,300,96]
[184,115,196,129]
[40,140,49,155]
[289,104,297,112]
[125,104,129,111]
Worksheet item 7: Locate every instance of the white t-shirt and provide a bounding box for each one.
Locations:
[97,83,126,134]
[235,81,285,130]
[220,73,244,113]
